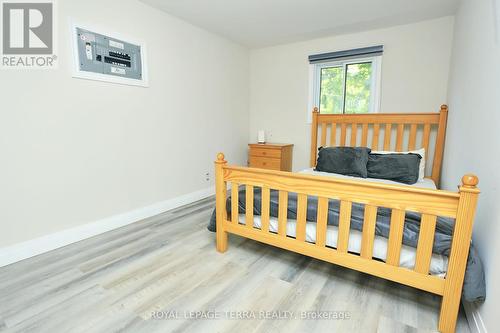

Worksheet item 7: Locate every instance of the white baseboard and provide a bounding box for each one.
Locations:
[0,187,215,268]
[463,301,487,333]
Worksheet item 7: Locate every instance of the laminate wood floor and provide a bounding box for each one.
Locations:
[0,197,470,333]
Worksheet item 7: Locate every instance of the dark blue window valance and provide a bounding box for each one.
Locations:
[308,45,383,64]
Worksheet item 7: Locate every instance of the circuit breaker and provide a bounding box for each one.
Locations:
[76,27,143,80]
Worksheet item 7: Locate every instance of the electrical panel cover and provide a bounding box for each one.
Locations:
[76,27,142,80]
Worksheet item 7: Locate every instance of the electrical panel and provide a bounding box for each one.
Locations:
[76,27,143,80]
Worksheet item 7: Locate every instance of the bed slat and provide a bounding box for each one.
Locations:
[320,123,327,147]
[414,214,438,274]
[337,200,352,253]
[361,123,368,147]
[296,194,308,241]
[316,197,329,247]
[396,124,405,152]
[372,124,380,150]
[245,185,254,229]
[422,124,431,163]
[340,124,347,146]
[231,183,239,224]
[330,123,337,146]
[384,123,392,150]
[408,124,418,151]
[278,191,288,237]
[361,205,378,259]
[261,186,271,233]
[350,124,358,147]
[386,209,406,266]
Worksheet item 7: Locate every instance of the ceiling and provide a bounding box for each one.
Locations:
[139,0,459,48]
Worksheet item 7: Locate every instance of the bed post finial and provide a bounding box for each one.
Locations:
[441,104,448,112]
[461,174,479,189]
[216,152,226,163]
[313,107,319,113]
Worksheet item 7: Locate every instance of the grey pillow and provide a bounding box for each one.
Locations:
[367,153,421,184]
[315,147,371,178]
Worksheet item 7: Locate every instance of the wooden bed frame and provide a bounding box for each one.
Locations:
[214,105,479,333]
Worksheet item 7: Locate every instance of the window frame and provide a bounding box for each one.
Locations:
[307,55,382,123]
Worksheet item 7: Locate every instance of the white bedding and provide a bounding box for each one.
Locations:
[239,214,448,277]
[299,168,437,190]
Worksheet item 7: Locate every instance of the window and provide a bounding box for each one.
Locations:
[308,46,382,121]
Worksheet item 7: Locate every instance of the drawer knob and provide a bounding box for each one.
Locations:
[263,162,267,166]
[262,152,266,155]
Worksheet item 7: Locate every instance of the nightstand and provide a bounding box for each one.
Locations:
[248,143,294,171]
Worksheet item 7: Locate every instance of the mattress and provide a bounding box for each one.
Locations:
[299,168,437,190]
[238,214,448,277]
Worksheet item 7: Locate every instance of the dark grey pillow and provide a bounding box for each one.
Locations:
[315,147,371,178]
[367,153,421,184]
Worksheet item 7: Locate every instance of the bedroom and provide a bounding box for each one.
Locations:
[0,0,498,332]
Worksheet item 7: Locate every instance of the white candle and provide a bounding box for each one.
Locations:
[258,130,266,143]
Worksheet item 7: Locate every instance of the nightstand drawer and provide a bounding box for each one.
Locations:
[249,147,282,158]
[249,156,281,170]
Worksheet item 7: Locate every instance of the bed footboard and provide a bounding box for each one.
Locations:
[214,153,479,333]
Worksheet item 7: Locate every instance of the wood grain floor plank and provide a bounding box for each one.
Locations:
[253,259,332,333]
[0,228,153,294]
[0,206,212,301]
[152,248,296,333]
[0,200,213,285]
[6,285,107,333]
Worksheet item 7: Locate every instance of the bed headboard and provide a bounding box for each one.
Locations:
[310,105,448,186]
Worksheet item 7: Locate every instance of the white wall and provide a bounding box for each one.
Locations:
[0,0,249,248]
[442,0,500,331]
[249,17,454,171]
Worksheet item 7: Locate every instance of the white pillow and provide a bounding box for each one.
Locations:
[371,148,426,182]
